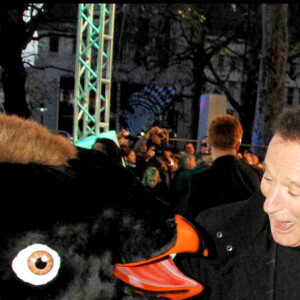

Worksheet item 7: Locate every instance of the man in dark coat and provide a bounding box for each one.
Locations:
[176,190,271,299]
[186,114,261,220]
[176,108,300,299]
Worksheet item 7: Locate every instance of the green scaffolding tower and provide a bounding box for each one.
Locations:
[73,3,115,143]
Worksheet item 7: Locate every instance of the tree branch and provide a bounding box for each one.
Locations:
[24,61,74,73]
[207,61,242,113]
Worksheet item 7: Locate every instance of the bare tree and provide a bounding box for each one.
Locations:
[252,4,289,149]
[0,4,34,118]
[113,3,262,140]
[0,3,77,118]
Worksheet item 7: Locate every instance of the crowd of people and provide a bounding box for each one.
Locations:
[91,121,265,217]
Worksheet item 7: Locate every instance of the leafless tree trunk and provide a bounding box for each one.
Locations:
[252,4,288,149]
[0,5,31,118]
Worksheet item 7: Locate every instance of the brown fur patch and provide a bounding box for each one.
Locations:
[0,115,77,165]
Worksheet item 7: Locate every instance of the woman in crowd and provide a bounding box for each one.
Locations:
[141,166,169,201]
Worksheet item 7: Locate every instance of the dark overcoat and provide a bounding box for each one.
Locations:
[175,190,275,299]
[186,155,262,219]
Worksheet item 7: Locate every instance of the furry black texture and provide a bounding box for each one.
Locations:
[0,149,177,299]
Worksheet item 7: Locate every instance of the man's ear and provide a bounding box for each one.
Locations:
[235,139,241,151]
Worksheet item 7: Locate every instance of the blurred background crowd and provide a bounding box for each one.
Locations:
[92,126,264,211]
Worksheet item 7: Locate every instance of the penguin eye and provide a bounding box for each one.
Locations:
[27,250,54,275]
[12,244,61,285]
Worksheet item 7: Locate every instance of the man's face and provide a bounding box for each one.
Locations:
[185,143,195,155]
[151,133,161,145]
[128,150,136,164]
[262,134,300,247]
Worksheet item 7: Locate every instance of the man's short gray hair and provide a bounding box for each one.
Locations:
[178,153,195,169]
[273,108,300,142]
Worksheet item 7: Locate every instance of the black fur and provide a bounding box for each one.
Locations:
[0,149,177,299]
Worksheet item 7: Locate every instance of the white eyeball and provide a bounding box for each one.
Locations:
[12,244,61,285]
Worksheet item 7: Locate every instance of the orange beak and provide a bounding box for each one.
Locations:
[114,214,208,299]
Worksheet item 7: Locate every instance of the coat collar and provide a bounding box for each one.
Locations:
[209,190,269,269]
[211,155,238,166]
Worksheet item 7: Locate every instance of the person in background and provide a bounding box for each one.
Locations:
[199,139,210,155]
[171,153,203,216]
[243,149,265,173]
[243,149,254,165]
[117,129,130,147]
[120,145,140,179]
[117,128,139,148]
[195,143,213,169]
[135,145,156,181]
[146,148,171,202]
[163,147,178,179]
[121,146,136,167]
[142,166,161,188]
[183,142,195,155]
[186,114,261,220]
[92,138,123,166]
[133,126,169,155]
[126,148,137,167]
[146,127,169,153]
[236,151,243,160]
[141,166,168,201]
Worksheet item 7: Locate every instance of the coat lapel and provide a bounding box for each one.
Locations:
[212,191,271,299]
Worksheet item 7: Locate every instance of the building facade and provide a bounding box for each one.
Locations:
[21,3,300,144]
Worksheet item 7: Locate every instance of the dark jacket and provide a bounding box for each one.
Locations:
[175,190,274,299]
[146,156,171,201]
[186,155,261,220]
[171,163,208,215]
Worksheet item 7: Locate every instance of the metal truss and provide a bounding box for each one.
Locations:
[73,3,115,143]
